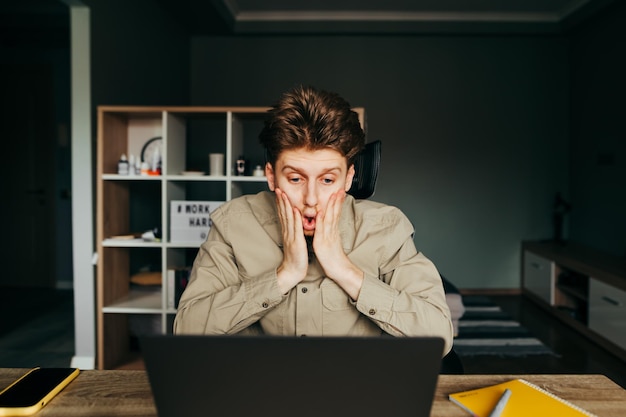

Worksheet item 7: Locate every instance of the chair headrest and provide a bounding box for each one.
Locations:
[349,140,381,200]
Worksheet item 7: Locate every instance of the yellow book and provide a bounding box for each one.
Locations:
[448,379,596,417]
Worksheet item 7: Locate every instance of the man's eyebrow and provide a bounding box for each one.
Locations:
[281,165,342,174]
[280,165,301,173]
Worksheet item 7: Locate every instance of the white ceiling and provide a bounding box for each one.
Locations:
[207,0,616,34]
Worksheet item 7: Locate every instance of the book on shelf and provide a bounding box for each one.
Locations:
[167,267,191,309]
[448,378,595,417]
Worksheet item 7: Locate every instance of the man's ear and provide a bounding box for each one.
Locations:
[265,162,276,191]
[345,164,355,192]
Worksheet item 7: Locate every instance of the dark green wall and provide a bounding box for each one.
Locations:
[190,35,569,289]
[85,0,189,106]
[86,1,624,288]
[569,1,626,258]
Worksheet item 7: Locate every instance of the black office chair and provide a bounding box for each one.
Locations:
[349,140,464,374]
[349,140,381,199]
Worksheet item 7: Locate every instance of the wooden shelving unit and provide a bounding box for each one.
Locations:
[96,105,366,369]
[96,106,271,369]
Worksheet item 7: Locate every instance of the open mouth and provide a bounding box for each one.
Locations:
[303,215,316,231]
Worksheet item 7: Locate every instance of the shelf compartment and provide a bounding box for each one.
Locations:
[231,112,267,176]
[103,287,162,313]
[101,180,162,240]
[556,268,589,299]
[556,283,588,302]
[167,180,227,203]
[99,109,163,176]
[178,113,228,175]
[554,266,589,325]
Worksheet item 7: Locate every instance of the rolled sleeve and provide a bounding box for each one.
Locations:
[347,204,454,353]
[243,269,285,314]
[355,273,397,322]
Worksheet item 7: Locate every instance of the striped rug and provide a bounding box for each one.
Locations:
[453,295,558,357]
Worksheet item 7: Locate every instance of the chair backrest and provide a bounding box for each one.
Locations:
[349,140,381,199]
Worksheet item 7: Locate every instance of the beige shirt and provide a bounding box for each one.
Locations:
[174,191,453,354]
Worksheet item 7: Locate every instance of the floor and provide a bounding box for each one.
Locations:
[0,288,624,388]
[463,294,626,388]
[0,288,74,368]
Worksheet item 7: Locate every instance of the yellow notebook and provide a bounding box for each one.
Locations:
[448,379,596,417]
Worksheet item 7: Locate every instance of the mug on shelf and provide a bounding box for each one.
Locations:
[209,153,224,176]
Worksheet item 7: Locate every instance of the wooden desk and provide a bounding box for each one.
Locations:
[1,369,625,416]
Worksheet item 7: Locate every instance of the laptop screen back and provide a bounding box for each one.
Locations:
[141,335,444,417]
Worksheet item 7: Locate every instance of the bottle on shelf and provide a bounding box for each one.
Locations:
[134,156,141,175]
[117,154,129,175]
[152,148,162,175]
[236,155,246,176]
[128,154,136,176]
[140,161,150,176]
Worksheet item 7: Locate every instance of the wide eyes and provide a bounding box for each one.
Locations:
[286,175,335,185]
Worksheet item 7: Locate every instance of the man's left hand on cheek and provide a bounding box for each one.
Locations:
[312,191,359,283]
[312,190,345,256]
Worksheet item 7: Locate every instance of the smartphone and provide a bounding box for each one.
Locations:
[0,367,79,416]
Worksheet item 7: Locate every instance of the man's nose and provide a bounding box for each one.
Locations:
[304,182,318,207]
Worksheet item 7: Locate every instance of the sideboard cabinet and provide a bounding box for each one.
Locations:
[522,241,626,362]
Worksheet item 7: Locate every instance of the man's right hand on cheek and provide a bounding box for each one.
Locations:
[275,188,309,293]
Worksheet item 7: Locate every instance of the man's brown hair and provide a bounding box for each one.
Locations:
[259,86,365,166]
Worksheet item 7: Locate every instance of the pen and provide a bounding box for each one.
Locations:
[487,388,511,417]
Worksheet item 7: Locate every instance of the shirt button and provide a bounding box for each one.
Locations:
[368,308,376,316]
[301,287,308,294]
[262,302,269,308]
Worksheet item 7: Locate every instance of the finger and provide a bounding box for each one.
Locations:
[325,190,344,230]
[275,188,285,217]
[275,189,291,224]
[292,205,303,237]
[275,189,291,239]
[277,189,304,244]
[279,190,295,238]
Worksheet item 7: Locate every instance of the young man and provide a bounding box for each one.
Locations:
[174,86,453,355]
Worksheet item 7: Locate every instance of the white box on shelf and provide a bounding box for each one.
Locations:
[170,200,224,243]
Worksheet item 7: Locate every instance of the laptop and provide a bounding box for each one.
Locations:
[141,335,444,417]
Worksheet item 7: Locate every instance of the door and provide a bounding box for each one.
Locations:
[0,64,56,287]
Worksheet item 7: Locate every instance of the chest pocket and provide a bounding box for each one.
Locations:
[320,280,380,335]
[321,281,352,311]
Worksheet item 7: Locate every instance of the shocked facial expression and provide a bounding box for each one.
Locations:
[266,147,355,236]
